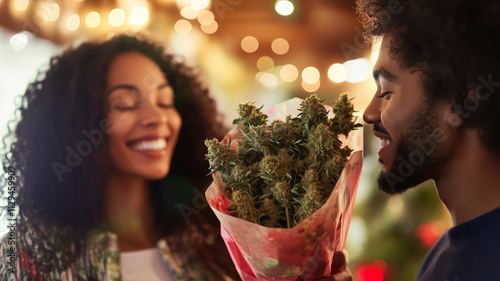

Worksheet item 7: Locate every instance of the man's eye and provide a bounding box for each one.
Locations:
[378,92,392,99]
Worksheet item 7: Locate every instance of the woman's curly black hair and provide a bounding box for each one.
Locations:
[357,0,500,152]
[1,34,231,272]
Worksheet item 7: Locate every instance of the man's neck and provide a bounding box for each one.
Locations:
[435,129,500,226]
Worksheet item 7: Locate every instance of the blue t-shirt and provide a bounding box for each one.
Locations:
[417,207,500,281]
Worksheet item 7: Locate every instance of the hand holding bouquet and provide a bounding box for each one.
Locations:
[205,94,363,280]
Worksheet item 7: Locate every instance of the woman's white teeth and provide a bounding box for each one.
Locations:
[132,139,167,151]
[381,138,391,147]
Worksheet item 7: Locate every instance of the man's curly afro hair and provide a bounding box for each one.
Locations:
[357,0,500,152]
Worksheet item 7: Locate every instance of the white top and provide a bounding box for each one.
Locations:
[120,247,175,281]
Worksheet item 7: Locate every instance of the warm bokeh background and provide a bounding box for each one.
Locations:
[0,1,452,280]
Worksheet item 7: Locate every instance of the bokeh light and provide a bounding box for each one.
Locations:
[129,6,149,26]
[257,72,278,89]
[257,56,274,71]
[328,63,346,83]
[9,33,28,52]
[197,10,214,25]
[387,197,404,214]
[280,64,298,82]
[191,0,211,10]
[42,3,60,22]
[345,216,367,258]
[201,21,218,34]
[108,8,126,27]
[356,265,384,281]
[66,14,80,31]
[176,0,191,9]
[174,19,192,34]
[301,66,320,84]
[85,12,101,28]
[275,0,294,16]
[14,0,29,11]
[344,58,372,83]
[301,79,320,93]
[271,38,289,55]
[241,36,259,53]
[180,6,199,19]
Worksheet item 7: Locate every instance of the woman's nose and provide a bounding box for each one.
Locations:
[139,100,167,127]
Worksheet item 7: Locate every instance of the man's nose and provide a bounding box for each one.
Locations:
[363,96,382,125]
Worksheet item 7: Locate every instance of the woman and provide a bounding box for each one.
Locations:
[0,34,238,280]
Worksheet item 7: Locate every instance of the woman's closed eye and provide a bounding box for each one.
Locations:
[157,102,175,109]
[112,103,139,111]
[108,86,141,111]
[157,85,175,109]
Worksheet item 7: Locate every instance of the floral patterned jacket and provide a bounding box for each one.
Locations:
[0,224,238,281]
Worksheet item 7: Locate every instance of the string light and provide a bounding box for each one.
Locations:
[85,12,101,28]
[275,0,294,16]
[66,14,80,31]
[271,38,289,55]
[108,8,126,27]
[241,36,259,53]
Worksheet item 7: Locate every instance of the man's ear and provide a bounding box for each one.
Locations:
[443,106,464,129]
[443,89,481,129]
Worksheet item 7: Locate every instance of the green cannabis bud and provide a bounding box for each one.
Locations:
[205,93,360,228]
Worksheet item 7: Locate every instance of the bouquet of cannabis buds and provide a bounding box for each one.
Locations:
[204,94,363,280]
[205,94,360,228]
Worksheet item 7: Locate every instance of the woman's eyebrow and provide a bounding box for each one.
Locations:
[157,83,171,90]
[107,84,138,94]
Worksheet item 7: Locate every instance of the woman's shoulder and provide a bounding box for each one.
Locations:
[0,229,18,281]
[0,223,35,281]
[0,223,119,281]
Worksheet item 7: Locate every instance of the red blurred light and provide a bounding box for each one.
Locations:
[415,223,440,248]
[357,265,384,281]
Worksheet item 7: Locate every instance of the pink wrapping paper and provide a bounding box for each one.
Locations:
[205,98,363,280]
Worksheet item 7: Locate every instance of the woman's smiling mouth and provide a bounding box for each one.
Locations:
[130,138,167,151]
[126,137,168,158]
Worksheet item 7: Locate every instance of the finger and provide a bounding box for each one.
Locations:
[331,250,349,273]
[331,267,353,281]
[315,270,352,281]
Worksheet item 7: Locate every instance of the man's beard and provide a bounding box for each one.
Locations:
[377,103,447,194]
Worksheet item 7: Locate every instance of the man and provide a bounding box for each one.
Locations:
[357,0,500,280]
